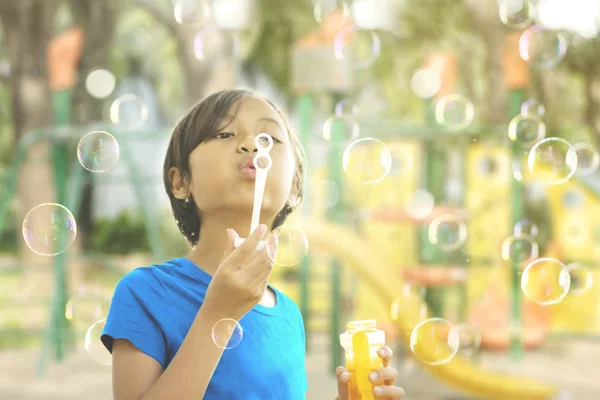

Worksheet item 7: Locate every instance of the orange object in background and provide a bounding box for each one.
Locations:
[502,30,529,89]
[402,266,468,287]
[424,52,458,100]
[47,26,85,91]
[469,284,550,350]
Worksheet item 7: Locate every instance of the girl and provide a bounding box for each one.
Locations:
[101,89,406,399]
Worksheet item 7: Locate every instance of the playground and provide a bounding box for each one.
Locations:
[1,0,600,399]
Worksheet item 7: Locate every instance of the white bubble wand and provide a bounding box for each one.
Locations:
[234,133,273,249]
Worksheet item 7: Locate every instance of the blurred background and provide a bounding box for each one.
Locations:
[0,0,599,398]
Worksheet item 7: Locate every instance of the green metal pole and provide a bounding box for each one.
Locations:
[296,94,313,353]
[329,93,345,374]
[508,88,526,361]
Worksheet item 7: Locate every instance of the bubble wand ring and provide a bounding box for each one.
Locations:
[234,133,273,250]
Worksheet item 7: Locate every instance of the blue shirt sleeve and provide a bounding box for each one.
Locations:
[101,267,171,369]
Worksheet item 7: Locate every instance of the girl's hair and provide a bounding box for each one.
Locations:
[163,89,305,246]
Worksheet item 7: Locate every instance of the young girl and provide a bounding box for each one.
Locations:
[101,89,406,399]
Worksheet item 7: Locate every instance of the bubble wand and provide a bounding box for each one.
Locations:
[234,133,273,249]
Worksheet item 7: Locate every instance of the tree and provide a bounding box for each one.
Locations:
[0,0,59,296]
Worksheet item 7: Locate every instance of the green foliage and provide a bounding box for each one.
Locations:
[91,210,151,255]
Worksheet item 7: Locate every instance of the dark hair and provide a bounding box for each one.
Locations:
[163,89,305,246]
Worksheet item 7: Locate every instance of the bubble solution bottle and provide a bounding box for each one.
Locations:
[339,320,386,400]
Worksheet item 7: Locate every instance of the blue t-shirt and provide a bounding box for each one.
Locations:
[101,257,308,399]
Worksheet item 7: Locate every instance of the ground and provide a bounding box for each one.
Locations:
[0,334,599,399]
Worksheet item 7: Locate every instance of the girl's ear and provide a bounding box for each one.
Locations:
[169,167,190,199]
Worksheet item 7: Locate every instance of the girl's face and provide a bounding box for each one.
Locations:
[187,97,297,221]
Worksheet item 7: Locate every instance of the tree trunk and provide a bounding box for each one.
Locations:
[0,0,58,297]
[584,72,600,149]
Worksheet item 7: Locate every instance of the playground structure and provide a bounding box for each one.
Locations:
[1,17,600,400]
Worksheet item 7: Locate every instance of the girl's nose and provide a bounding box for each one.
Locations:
[237,136,258,153]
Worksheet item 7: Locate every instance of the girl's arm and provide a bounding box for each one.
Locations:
[113,304,228,400]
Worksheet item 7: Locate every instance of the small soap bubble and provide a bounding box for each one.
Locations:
[22,203,77,256]
[316,180,340,208]
[65,285,111,327]
[453,323,482,355]
[410,68,441,99]
[527,138,577,185]
[333,25,381,69]
[521,99,546,118]
[409,318,460,365]
[266,225,309,266]
[109,95,149,127]
[313,0,350,23]
[565,263,593,296]
[322,114,360,142]
[390,287,428,339]
[521,258,570,305]
[85,69,116,99]
[514,219,539,238]
[428,215,467,252]
[404,189,435,220]
[501,234,539,264]
[212,318,243,349]
[85,319,112,366]
[435,95,475,130]
[571,142,600,176]
[508,115,546,144]
[499,0,533,29]
[194,26,238,61]
[342,138,392,185]
[173,0,209,26]
[520,25,568,69]
[77,131,120,173]
[334,98,359,117]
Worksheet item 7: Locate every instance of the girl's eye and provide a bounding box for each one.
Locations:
[214,132,233,139]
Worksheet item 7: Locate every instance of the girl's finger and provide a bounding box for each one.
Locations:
[378,346,396,387]
[336,366,350,400]
[373,385,406,399]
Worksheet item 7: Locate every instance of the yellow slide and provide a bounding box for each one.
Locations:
[299,219,559,400]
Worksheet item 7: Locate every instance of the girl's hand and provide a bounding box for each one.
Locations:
[203,225,274,321]
[335,346,406,400]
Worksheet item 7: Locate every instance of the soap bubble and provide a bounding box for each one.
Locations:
[453,323,482,355]
[565,263,593,296]
[316,180,339,208]
[508,115,546,144]
[194,26,239,61]
[334,98,359,117]
[322,114,360,142]
[173,0,209,26]
[77,131,120,173]
[501,235,539,264]
[85,68,116,99]
[65,285,111,327]
[212,318,243,349]
[313,0,350,23]
[527,138,577,185]
[571,142,600,176]
[410,68,441,99]
[333,25,381,69]
[390,285,428,335]
[499,0,533,29]
[521,99,546,118]
[435,95,475,130]
[85,319,112,366]
[514,218,539,238]
[520,25,568,69]
[404,189,435,220]
[409,318,460,365]
[22,203,77,256]
[428,215,467,252]
[521,258,570,305]
[342,138,392,184]
[109,95,149,127]
[266,225,309,266]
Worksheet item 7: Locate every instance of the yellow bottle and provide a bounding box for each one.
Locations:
[339,320,386,400]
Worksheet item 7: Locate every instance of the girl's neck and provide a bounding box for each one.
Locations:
[185,213,273,276]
